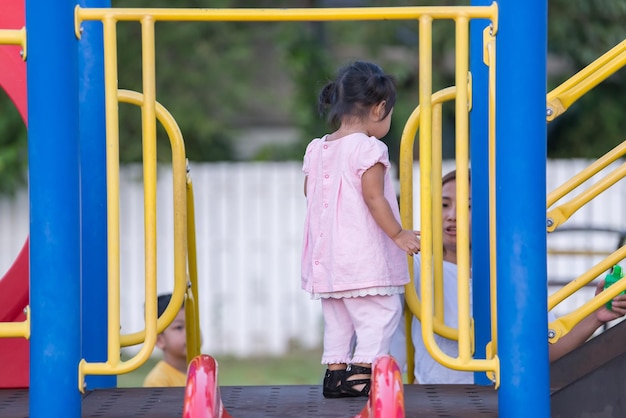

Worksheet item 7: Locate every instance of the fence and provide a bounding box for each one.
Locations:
[1,159,624,357]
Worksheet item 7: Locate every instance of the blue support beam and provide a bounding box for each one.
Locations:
[79,0,115,390]
[26,0,82,416]
[495,0,550,416]
[469,0,493,386]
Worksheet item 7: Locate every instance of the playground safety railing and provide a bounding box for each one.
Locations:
[545,141,626,343]
[78,89,201,391]
[397,22,500,386]
[543,40,626,343]
[546,39,626,122]
[74,2,501,389]
[397,31,626,386]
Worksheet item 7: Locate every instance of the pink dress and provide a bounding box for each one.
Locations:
[301,133,409,295]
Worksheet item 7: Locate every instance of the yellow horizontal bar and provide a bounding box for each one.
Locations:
[0,28,27,59]
[0,306,30,339]
[76,5,497,23]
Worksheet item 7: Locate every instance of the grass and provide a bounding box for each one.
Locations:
[118,346,325,387]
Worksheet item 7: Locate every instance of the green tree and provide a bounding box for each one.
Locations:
[546,0,626,158]
[0,89,27,196]
[0,0,624,195]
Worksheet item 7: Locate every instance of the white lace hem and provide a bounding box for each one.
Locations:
[312,285,404,300]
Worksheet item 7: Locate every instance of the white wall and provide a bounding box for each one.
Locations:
[1,160,624,356]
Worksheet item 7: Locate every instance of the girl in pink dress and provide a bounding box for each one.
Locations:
[301,61,420,398]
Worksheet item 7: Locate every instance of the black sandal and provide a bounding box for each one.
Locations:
[339,364,371,397]
[322,369,346,398]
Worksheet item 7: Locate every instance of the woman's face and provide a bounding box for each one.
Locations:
[441,179,472,263]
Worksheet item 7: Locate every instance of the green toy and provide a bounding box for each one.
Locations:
[603,265,625,310]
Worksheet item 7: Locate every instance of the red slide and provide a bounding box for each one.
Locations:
[0,0,29,389]
[0,240,29,388]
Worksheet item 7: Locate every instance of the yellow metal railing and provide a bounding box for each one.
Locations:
[398,14,499,384]
[546,40,626,122]
[400,87,459,340]
[546,141,626,232]
[78,89,196,391]
[0,28,29,340]
[548,247,626,343]
[47,2,622,391]
[74,3,500,388]
[543,40,626,344]
[545,141,626,343]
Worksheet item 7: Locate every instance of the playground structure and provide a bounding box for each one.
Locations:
[0,0,625,417]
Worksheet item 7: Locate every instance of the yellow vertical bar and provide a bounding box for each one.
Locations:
[102,15,122,365]
[432,102,444,322]
[418,15,435,363]
[454,15,471,362]
[141,15,158,353]
[186,167,202,359]
[485,26,499,361]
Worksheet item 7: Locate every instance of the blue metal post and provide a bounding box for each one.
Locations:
[496,0,550,416]
[26,0,81,417]
[469,0,492,386]
[79,0,115,389]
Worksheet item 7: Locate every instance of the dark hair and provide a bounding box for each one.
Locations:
[318,61,396,129]
[442,169,471,186]
[157,293,183,318]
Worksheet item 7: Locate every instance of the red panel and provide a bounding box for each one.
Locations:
[0,0,29,389]
[0,0,27,123]
[0,239,29,388]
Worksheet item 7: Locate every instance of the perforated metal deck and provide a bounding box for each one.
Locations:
[0,385,498,417]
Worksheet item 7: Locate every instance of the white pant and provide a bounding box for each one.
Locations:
[321,294,402,365]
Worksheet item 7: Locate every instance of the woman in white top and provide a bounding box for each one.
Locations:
[391,169,626,384]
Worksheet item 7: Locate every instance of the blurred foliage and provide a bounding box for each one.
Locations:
[0,0,624,194]
[0,89,27,196]
[546,0,626,158]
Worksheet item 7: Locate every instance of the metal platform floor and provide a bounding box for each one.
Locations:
[0,384,497,417]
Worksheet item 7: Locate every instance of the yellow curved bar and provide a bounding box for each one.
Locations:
[117,88,189,347]
[399,86,459,341]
